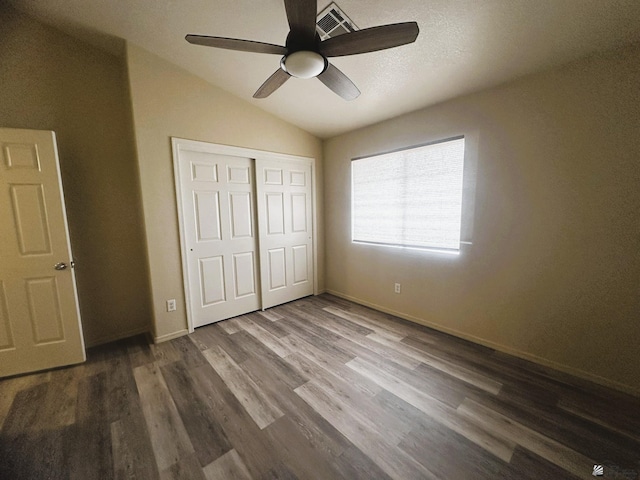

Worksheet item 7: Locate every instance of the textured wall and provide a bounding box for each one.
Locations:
[323,43,640,394]
[0,7,152,346]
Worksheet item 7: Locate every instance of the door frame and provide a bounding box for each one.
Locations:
[172,138,318,333]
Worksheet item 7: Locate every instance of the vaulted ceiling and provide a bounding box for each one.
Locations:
[10,0,640,138]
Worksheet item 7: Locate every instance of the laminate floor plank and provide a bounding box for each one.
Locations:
[256,309,284,322]
[221,329,308,390]
[218,317,244,335]
[0,370,51,430]
[333,301,449,344]
[203,345,284,430]
[207,324,252,364]
[81,342,119,377]
[289,302,375,336]
[111,415,160,480]
[411,361,489,408]
[279,329,352,367]
[337,332,422,370]
[336,444,394,480]
[108,345,161,480]
[557,393,640,441]
[235,315,292,358]
[125,334,156,368]
[284,353,413,444]
[495,378,560,409]
[488,350,604,399]
[503,447,583,480]
[305,293,353,310]
[284,351,382,399]
[133,363,195,471]
[295,381,438,480]
[278,306,352,356]
[322,306,405,341]
[311,374,412,445]
[399,410,509,479]
[457,397,596,480]
[3,294,639,479]
[160,453,207,480]
[149,340,182,367]
[281,334,381,397]
[347,356,517,463]
[260,462,300,480]
[161,360,233,467]
[170,335,209,368]
[245,311,290,338]
[8,367,83,479]
[341,338,470,408]
[558,399,640,443]
[202,448,252,480]
[240,356,351,460]
[188,364,284,479]
[262,415,350,480]
[369,332,503,394]
[106,353,139,423]
[465,391,640,470]
[68,372,114,480]
[36,365,81,430]
[401,330,498,368]
[189,325,220,351]
[0,382,60,479]
[302,304,375,337]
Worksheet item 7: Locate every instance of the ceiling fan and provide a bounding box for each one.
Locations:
[186,0,419,100]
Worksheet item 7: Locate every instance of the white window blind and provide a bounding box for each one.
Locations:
[351,137,465,252]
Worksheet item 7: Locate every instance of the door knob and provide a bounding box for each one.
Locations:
[54,262,67,270]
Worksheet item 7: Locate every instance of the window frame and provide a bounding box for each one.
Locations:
[350,135,466,255]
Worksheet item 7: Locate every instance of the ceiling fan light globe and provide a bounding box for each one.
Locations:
[283,51,326,78]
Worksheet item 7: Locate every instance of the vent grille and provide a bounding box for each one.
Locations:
[316,3,358,40]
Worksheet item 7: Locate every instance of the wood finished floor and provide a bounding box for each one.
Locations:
[1,294,639,479]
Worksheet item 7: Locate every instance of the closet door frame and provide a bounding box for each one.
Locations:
[172,138,318,333]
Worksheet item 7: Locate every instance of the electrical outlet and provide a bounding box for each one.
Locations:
[394,283,401,294]
[166,299,176,312]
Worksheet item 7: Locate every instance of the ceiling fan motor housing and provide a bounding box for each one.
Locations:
[281,51,328,78]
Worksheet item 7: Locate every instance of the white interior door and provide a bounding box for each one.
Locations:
[175,144,260,328]
[256,158,314,309]
[0,128,85,377]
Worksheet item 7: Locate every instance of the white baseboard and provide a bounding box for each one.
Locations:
[325,289,640,398]
[153,329,189,344]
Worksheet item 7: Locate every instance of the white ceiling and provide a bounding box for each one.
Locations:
[10,0,640,138]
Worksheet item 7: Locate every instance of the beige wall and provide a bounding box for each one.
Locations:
[0,7,152,346]
[125,44,323,341]
[323,43,640,394]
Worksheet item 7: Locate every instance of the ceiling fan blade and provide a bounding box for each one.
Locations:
[186,34,287,55]
[319,22,419,57]
[317,63,360,101]
[284,0,317,45]
[253,69,291,98]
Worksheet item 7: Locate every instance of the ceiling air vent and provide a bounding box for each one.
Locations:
[316,2,359,40]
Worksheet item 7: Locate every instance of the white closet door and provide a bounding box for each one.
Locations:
[176,148,260,328]
[256,158,313,309]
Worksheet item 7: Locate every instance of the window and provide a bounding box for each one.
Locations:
[351,136,465,253]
